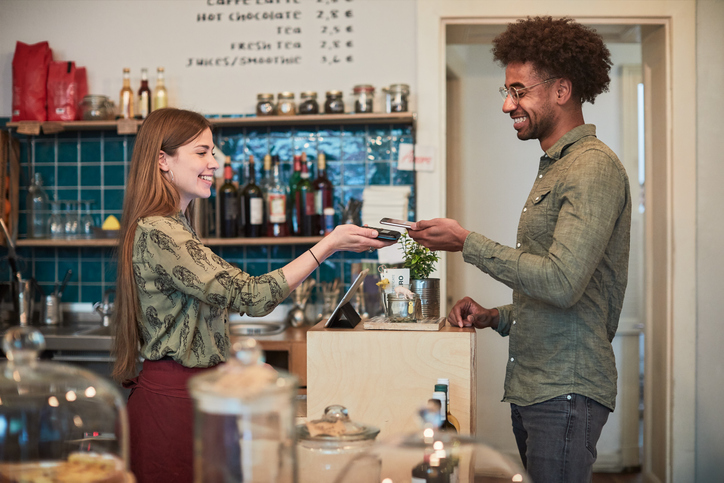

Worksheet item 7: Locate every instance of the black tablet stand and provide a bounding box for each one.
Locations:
[325,301,361,329]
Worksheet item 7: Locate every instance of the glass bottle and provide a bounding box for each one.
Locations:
[436,378,461,432]
[153,67,168,111]
[312,152,334,236]
[353,84,375,113]
[295,156,315,236]
[218,156,238,238]
[137,68,151,119]
[298,91,319,115]
[266,156,289,237]
[241,155,264,237]
[288,154,303,236]
[276,92,296,116]
[119,67,134,119]
[256,93,276,116]
[324,90,345,114]
[26,172,49,239]
[433,384,458,433]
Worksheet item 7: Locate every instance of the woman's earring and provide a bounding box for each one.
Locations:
[169,170,175,182]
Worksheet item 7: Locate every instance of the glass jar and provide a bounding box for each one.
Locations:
[189,338,297,483]
[276,92,297,116]
[298,91,320,115]
[384,83,410,113]
[297,405,380,483]
[352,84,375,113]
[324,90,345,114]
[256,93,276,116]
[0,327,131,480]
[79,95,115,121]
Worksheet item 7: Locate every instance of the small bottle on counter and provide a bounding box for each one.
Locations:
[384,83,410,113]
[353,84,375,113]
[137,68,151,119]
[153,67,168,111]
[298,91,319,115]
[119,68,134,119]
[256,93,276,116]
[276,92,296,116]
[324,90,345,114]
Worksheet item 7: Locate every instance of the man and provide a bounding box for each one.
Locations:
[408,16,631,482]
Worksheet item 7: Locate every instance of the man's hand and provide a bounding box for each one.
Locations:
[447,297,499,329]
[407,218,471,252]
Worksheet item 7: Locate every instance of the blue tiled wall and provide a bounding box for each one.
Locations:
[1,121,415,304]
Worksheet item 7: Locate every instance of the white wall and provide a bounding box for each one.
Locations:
[0,0,416,116]
[445,42,643,467]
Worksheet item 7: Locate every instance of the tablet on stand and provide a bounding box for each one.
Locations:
[324,269,369,329]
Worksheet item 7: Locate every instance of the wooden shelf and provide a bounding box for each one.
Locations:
[15,236,323,248]
[5,112,415,135]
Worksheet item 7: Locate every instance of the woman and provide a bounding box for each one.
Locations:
[112,108,392,483]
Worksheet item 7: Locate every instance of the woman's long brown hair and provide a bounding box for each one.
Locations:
[112,108,212,382]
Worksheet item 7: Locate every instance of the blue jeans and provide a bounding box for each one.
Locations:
[511,394,610,483]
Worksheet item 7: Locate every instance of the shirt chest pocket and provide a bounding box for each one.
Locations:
[523,186,553,240]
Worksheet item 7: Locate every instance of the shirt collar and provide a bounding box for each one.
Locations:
[544,124,597,161]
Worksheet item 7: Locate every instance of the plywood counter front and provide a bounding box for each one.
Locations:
[306,321,476,440]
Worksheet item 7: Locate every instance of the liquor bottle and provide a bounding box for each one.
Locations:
[241,155,264,237]
[266,156,289,237]
[218,156,238,238]
[411,402,457,483]
[436,378,461,432]
[312,152,334,235]
[288,154,303,235]
[26,172,49,238]
[433,384,458,433]
[260,153,273,192]
[295,156,315,236]
[411,451,451,483]
[137,68,151,119]
[153,67,168,111]
[119,68,134,119]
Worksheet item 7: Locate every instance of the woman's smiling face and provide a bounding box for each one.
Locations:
[161,127,218,211]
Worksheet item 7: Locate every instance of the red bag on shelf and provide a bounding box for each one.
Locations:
[11,41,53,122]
[47,61,88,121]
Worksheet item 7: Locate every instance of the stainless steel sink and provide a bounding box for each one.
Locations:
[229,322,286,336]
[75,325,112,337]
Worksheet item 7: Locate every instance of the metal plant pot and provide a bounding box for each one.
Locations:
[410,278,440,319]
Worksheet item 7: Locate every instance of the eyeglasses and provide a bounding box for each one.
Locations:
[499,78,559,106]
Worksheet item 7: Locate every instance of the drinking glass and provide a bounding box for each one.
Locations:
[49,200,65,239]
[63,201,79,239]
[81,200,96,238]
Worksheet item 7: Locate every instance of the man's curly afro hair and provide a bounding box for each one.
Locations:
[492,16,612,105]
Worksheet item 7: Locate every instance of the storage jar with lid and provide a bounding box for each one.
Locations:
[276,92,297,116]
[297,404,381,483]
[0,327,131,481]
[324,90,345,114]
[383,83,410,113]
[352,84,375,113]
[188,338,297,483]
[298,91,320,115]
[79,95,115,121]
[256,93,276,116]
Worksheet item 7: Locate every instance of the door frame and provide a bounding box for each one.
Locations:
[414,2,696,482]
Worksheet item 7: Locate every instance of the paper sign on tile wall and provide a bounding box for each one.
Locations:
[398,143,436,172]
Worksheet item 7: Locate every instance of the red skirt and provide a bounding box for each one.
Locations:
[124,359,212,483]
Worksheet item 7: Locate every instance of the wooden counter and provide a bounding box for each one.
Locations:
[306,321,476,440]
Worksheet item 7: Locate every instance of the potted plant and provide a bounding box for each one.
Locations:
[399,233,441,319]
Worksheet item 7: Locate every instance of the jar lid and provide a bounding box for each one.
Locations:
[297,405,380,442]
[300,91,317,99]
[325,90,343,97]
[257,93,274,101]
[278,92,295,99]
[384,84,410,94]
[353,84,375,94]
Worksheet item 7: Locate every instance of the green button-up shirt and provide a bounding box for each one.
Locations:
[133,212,290,368]
[462,124,631,410]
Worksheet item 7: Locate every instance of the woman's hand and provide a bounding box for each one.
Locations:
[323,223,396,253]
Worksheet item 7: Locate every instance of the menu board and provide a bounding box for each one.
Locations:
[0,0,416,116]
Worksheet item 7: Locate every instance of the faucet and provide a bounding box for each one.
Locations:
[93,288,115,327]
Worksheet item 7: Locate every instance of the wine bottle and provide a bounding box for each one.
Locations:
[218,156,238,238]
[295,156,315,236]
[312,152,334,235]
[242,155,264,237]
[153,67,168,111]
[137,68,151,119]
[288,154,303,235]
[433,384,458,433]
[266,156,289,237]
[436,378,461,433]
[119,68,134,119]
